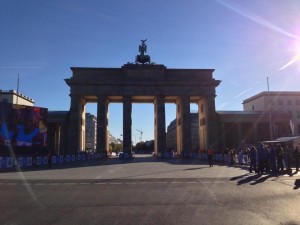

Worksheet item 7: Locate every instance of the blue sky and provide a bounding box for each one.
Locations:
[1,0,300,143]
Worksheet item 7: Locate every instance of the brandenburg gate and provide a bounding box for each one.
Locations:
[65,40,220,157]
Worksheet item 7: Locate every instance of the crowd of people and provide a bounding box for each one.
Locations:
[218,144,300,175]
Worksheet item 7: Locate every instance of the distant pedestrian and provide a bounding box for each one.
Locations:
[294,146,299,172]
[237,150,245,165]
[276,144,284,172]
[249,146,257,173]
[47,150,52,168]
[269,144,277,176]
[257,144,268,175]
[207,147,214,167]
[229,149,235,165]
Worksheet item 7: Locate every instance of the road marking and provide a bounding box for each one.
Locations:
[49,183,60,185]
[35,183,46,185]
[214,181,226,183]
[94,182,107,185]
[186,181,198,184]
[79,182,89,185]
[110,182,122,185]
[125,182,137,185]
[63,183,76,185]
[201,181,212,184]
[171,181,183,184]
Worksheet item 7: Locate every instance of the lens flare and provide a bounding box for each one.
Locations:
[280,40,300,70]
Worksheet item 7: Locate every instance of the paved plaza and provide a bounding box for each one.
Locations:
[0,155,299,225]
[0,154,299,182]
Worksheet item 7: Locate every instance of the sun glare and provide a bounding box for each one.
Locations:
[280,39,300,71]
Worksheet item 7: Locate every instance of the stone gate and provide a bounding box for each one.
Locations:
[65,63,220,157]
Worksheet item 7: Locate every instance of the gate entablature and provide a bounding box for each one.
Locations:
[66,65,220,99]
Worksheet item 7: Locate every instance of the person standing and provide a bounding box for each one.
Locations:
[229,149,234,165]
[294,146,299,172]
[47,150,52,168]
[249,146,257,173]
[276,144,284,173]
[257,144,267,175]
[207,147,214,167]
[269,144,277,176]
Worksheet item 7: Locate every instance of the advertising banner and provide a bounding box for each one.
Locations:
[0,102,48,154]
[27,157,32,167]
[44,156,48,165]
[36,156,42,166]
[18,157,23,167]
[6,157,12,168]
[66,155,71,162]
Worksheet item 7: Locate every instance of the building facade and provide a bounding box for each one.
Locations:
[243,91,300,135]
[48,111,119,155]
[166,113,199,151]
[166,110,291,152]
[0,90,34,106]
[85,113,97,151]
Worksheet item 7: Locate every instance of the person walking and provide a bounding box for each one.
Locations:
[207,147,214,167]
[249,146,257,173]
[294,146,299,172]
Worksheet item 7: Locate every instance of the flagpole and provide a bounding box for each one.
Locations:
[16,74,19,105]
[267,77,273,140]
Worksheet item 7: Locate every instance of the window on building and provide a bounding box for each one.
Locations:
[287,100,292,105]
[296,100,300,105]
[3,99,8,103]
[252,105,254,110]
[297,111,300,119]
[288,111,293,118]
[278,99,283,105]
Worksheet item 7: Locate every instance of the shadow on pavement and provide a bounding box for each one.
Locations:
[250,174,273,185]
[231,173,274,186]
[294,179,300,190]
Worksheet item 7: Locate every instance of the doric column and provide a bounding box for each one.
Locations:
[198,96,218,151]
[96,96,108,156]
[154,96,166,157]
[176,96,191,156]
[123,96,132,154]
[55,125,61,155]
[67,94,84,155]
